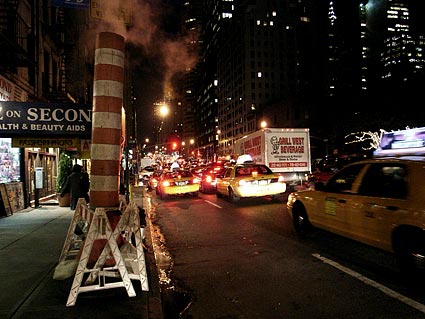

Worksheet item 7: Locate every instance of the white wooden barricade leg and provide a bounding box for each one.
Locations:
[86,202,149,291]
[59,198,91,263]
[66,208,136,307]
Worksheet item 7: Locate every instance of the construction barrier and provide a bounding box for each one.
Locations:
[55,190,149,307]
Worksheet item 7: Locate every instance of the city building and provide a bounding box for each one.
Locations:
[189,0,322,156]
[0,0,91,213]
[181,0,425,159]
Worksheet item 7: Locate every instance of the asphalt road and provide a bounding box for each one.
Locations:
[146,191,425,319]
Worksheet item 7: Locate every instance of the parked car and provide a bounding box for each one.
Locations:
[156,169,200,199]
[287,155,425,276]
[215,160,286,202]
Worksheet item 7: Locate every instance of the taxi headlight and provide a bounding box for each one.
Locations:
[238,179,247,186]
[287,193,296,205]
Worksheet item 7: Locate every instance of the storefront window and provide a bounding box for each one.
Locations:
[0,138,21,183]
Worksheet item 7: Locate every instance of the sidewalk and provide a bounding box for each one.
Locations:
[0,201,162,319]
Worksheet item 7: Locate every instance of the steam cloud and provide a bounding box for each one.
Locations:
[86,0,197,98]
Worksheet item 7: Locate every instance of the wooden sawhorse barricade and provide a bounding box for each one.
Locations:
[58,198,149,307]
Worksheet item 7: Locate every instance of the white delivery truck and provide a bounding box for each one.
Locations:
[233,128,312,191]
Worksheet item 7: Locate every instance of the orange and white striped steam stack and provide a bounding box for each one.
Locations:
[90,32,125,208]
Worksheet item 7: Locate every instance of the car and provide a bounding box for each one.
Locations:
[287,154,425,276]
[307,154,369,185]
[198,160,232,193]
[155,169,200,199]
[139,165,156,185]
[215,158,286,202]
[147,170,163,190]
[199,166,228,193]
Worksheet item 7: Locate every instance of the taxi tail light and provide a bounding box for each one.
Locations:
[278,175,284,183]
[193,177,200,184]
[162,181,171,187]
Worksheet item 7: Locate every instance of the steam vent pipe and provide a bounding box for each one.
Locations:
[90,32,125,208]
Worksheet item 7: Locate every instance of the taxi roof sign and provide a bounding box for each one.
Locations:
[374,127,425,157]
[236,154,254,164]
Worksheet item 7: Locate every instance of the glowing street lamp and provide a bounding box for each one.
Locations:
[158,103,169,146]
[260,120,267,129]
[159,104,169,117]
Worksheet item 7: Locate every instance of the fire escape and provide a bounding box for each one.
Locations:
[0,0,74,102]
[0,0,32,70]
[42,5,74,102]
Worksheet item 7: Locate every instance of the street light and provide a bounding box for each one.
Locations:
[158,103,169,146]
[215,129,221,158]
[260,120,267,129]
[159,104,169,117]
[189,139,195,157]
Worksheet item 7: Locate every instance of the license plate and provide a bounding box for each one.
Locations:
[176,181,187,186]
[259,180,268,185]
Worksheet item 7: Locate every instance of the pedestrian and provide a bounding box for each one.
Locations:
[60,164,85,210]
[81,168,90,203]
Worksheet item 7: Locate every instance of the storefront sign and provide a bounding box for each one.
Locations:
[0,102,91,137]
[91,0,132,25]
[52,0,90,9]
[12,138,80,148]
[35,167,43,189]
[0,76,14,101]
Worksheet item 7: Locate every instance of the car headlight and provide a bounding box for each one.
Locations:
[238,179,247,186]
[287,193,296,205]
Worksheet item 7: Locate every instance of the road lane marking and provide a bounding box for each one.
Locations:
[204,200,222,209]
[313,253,425,314]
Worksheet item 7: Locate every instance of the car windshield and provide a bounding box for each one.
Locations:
[235,165,272,176]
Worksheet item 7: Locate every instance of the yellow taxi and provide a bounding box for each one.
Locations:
[215,155,286,202]
[155,169,200,199]
[287,127,425,275]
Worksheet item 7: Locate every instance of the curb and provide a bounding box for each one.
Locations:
[143,196,164,319]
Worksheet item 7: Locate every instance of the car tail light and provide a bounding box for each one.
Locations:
[206,175,213,183]
[162,181,171,187]
[193,177,200,184]
[278,175,284,183]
